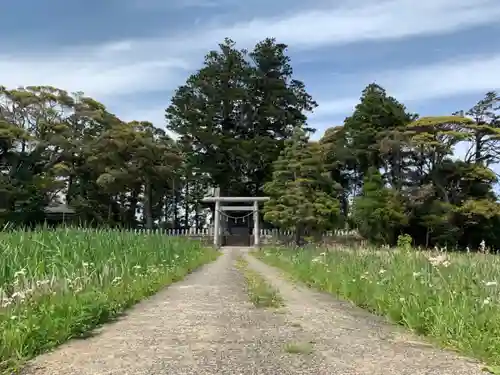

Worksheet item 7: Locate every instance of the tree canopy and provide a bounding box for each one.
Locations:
[1,38,499,250]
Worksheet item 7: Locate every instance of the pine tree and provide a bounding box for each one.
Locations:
[166,38,316,197]
[263,127,340,245]
[343,83,416,191]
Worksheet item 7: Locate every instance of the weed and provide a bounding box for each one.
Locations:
[284,341,314,354]
[236,257,284,308]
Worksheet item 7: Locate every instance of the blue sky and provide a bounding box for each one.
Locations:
[1,0,499,147]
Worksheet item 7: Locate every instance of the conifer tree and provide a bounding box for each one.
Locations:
[263,127,340,245]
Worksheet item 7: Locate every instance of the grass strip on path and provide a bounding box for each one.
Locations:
[0,228,219,374]
[235,256,284,309]
[256,246,500,371]
[284,341,314,355]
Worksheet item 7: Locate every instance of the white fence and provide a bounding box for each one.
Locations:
[126,228,358,237]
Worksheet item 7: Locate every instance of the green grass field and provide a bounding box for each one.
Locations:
[0,228,218,373]
[256,245,500,369]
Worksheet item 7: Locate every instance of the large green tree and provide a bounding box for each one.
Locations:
[166,38,317,197]
[343,83,416,192]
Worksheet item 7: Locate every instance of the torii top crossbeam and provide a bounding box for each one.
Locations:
[201,196,269,203]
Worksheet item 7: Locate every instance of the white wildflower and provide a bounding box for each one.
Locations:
[36,279,50,287]
[427,254,449,267]
[479,240,486,253]
[482,297,491,306]
[11,291,25,300]
[14,269,26,277]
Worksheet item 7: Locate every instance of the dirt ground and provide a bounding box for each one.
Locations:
[21,247,487,375]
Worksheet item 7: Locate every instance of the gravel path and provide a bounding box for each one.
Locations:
[21,247,487,375]
[243,252,487,375]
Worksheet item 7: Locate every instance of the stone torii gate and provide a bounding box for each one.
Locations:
[202,188,269,247]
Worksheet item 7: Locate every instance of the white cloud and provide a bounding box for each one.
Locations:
[312,98,359,119]
[117,104,167,129]
[119,0,500,59]
[207,0,500,50]
[312,54,500,124]
[0,0,498,125]
[129,0,225,10]
[0,58,190,99]
[377,54,500,101]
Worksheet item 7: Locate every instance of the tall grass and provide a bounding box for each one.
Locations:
[0,228,218,373]
[257,246,500,366]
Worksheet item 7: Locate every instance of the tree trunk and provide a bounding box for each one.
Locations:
[66,175,73,204]
[128,188,139,228]
[294,224,303,246]
[172,178,179,229]
[144,179,153,229]
[475,133,482,164]
[184,180,190,229]
[162,194,169,224]
[107,201,112,223]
